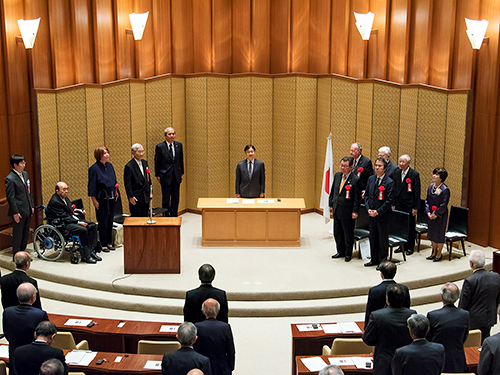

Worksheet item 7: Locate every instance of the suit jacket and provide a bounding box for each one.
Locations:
[194,318,236,375]
[478,331,500,375]
[427,304,469,373]
[328,172,361,220]
[162,346,212,375]
[14,341,68,375]
[154,141,184,186]
[364,280,411,328]
[363,306,417,375]
[391,339,445,375]
[364,174,394,222]
[0,269,42,309]
[386,161,397,180]
[459,268,500,329]
[353,154,374,191]
[124,158,151,203]
[46,193,80,225]
[184,284,229,324]
[393,168,421,211]
[235,159,265,198]
[5,170,34,217]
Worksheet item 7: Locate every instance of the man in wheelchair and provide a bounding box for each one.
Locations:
[46,182,101,264]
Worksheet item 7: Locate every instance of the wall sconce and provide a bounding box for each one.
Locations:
[17,18,40,49]
[128,11,149,40]
[465,18,489,50]
[354,12,375,41]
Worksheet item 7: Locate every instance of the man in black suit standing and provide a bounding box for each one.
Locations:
[350,142,373,192]
[392,154,420,255]
[378,146,397,179]
[0,251,41,309]
[124,143,151,217]
[459,249,500,344]
[364,261,411,328]
[5,155,34,258]
[14,321,68,375]
[162,322,212,375]
[478,308,500,375]
[184,264,229,324]
[391,314,445,375]
[235,144,265,198]
[154,127,184,217]
[364,158,394,269]
[194,299,235,375]
[427,282,469,373]
[3,283,49,375]
[363,284,417,375]
[329,156,361,262]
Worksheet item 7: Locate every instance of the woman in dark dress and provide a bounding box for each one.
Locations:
[425,168,450,262]
[88,146,118,252]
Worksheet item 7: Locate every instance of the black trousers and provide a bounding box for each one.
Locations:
[161,178,180,217]
[12,213,31,257]
[66,222,98,248]
[129,200,149,217]
[96,198,115,246]
[333,215,355,257]
[368,217,389,265]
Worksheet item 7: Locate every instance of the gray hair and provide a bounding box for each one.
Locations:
[178,322,197,346]
[407,314,429,339]
[469,250,485,269]
[400,154,411,163]
[319,365,345,375]
[440,282,460,304]
[14,251,32,269]
[351,142,362,152]
[17,282,37,303]
[131,143,143,153]
[202,299,220,318]
[39,359,65,375]
[378,146,391,155]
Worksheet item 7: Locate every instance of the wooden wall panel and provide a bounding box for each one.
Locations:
[152,0,172,75]
[407,0,432,84]
[212,0,232,73]
[270,0,291,73]
[130,81,147,147]
[115,0,135,80]
[398,87,418,158]
[252,0,271,73]
[29,0,53,89]
[93,0,117,83]
[348,0,369,79]
[308,0,331,74]
[330,0,350,75]
[193,0,212,72]
[316,78,331,206]
[356,82,374,158]
[367,0,389,79]
[0,116,10,185]
[331,78,357,165]
[71,0,96,84]
[387,0,410,83]
[232,0,251,73]
[134,0,155,79]
[290,0,310,73]
[371,83,401,158]
[171,77,186,211]
[171,0,194,73]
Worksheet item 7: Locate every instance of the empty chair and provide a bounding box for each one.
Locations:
[464,329,481,347]
[322,338,373,356]
[137,340,181,355]
[445,206,469,261]
[388,210,410,262]
[354,204,370,259]
[415,199,429,252]
[51,332,89,350]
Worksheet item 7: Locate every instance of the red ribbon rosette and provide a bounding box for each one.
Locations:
[115,183,119,197]
[432,205,437,213]
[146,168,150,182]
[345,184,351,199]
[378,185,385,200]
[72,204,76,214]
[406,177,412,192]
[357,166,364,178]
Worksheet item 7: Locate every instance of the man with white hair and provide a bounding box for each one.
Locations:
[459,250,500,344]
[124,143,151,217]
[319,364,344,375]
[378,146,396,179]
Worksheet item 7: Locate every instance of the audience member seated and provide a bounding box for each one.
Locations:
[363,284,416,375]
[0,251,41,309]
[39,359,66,375]
[184,264,228,324]
[14,321,68,375]
[194,299,235,375]
[161,322,212,375]
[319,364,345,375]
[427,282,469,373]
[391,314,445,375]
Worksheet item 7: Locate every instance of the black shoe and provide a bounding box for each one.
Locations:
[82,257,97,264]
[108,245,115,251]
[433,256,443,262]
[406,250,414,256]
[90,251,102,261]
[331,253,344,259]
[345,256,352,262]
[101,247,110,253]
[394,247,403,253]
[364,261,376,267]
[426,255,435,260]
[376,264,381,271]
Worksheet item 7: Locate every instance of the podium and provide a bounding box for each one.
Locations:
[123,217,181,274]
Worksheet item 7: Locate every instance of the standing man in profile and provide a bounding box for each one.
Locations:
[350,142,373,193]
[329,156,361,262]
[5,155,34,259]
[124,143,151,217]
[155,127,184,217]
[235,145,265,198]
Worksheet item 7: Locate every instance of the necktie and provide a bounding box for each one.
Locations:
[248,162,253,178]
[339,177,345,193]
[169,144,174,160]
[378,177,382,186]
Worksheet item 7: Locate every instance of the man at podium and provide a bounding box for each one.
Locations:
[235,144,265,199]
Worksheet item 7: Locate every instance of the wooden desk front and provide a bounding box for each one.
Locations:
[197,198,305,246]
[123,217,181,273]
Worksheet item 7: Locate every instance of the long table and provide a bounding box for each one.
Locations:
[197,198,305,246]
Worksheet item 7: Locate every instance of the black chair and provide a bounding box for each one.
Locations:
[388,210,410,262]
[445,206,468,261]
[415,199,429,253]
[113,191,127,225]
[354,204,370,259]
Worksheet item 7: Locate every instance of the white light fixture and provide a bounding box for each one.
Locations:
[17,17,41,49]
[129,11,149,40]
[465,18,489,50]
[354,12,375,41]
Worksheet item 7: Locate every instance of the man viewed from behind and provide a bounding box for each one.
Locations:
[318,364,345,375]
[478,306,500,375]
[39,359,66,375]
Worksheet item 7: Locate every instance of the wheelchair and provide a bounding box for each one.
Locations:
[32,205,83,264]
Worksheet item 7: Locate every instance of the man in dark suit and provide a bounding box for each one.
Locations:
[329,156,361,262]
[391,314,445,375]
[194,298,235,375]
[124,143,151,217]
[162,322,212,375]
[364,261,411,328]
[392,154,420,255]
[0,251,42,309]
[40,359,66,375]
[378,146,397,179]
[459,249,500,344]
[5,155,34,258]
[363,284,417,375]
[154,127,184,217]
[350,142,373,192]
[184,264,229,324]
[478,309,500,375]
[427,282,469,373]
[235,144,265,198]
[364,157,394,269]
[14,321,68,375]
[46,182,99,263]
[3,283,49,375]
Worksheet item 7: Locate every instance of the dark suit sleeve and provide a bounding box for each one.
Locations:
[391,349,403,375]
[183,292,194,323]
[179,143,184,176]
[226,325,236,371]
[413,172,421,210]
[202,359,212,375]
[364,178,372,210]
[33,279,42,309]
[435,188,450,217]
[426,313,434,341]
[362,313,377,346]
[404,286,411,309]
[47,198,77,225]
[5,176,19,214]
[124,163,134,199]
[376,179,394,215]
[219,292,229,323]
[88,165,97,197]
[259,162,265,194]
[458,278,472,310]
[56,349,69,375]
[353,178,361,213]
[364,292,374,328]
[154,144,162,177]
[478,339,493,375]
[235,164,241,195]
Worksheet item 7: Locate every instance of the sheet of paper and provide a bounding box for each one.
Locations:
[321,324,341,334]
[241,199,255,204]
[300,357,328,372]
[296,324,323,332]
[329,357,354,366]
[352,356,373,370]
[117,322,126,328]
[115,356,123,363]
[65,351,97,366]
[0,346,8,358]
[144,360,162,369]
[64,319,93,327]
[257,199,275,203]
[160,325,179,333]
[226,198,239,204]
[339,322,362,333]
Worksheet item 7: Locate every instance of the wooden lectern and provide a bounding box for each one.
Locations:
[123,217,181,274]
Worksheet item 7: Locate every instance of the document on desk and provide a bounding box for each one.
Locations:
[65,351,97,366]
[160,325,179,333]
[241,199,255,204]
[144,360,162,369]
[352,356,373,370]
[329,357,354,366]
[0,345,8,358]
[339,322,362,333]
[226,198,239,204]
[64,319,93,327]
[301,357,328,372]
[257,199,275,203]
[321,324,342,334]
[296,324,323,332]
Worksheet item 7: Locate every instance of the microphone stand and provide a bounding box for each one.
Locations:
[147,174,156,224]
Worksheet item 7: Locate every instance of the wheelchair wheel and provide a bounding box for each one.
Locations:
[70,251,80,264]
[33,224,65,261]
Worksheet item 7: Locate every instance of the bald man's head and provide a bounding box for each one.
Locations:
[187,370,204,375]
[55,181,69,199]
[17,282,37,304]
[201,298,220,319]
[14,251,32,270]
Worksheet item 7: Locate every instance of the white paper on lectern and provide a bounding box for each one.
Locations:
[160,325,179,333]
[352,356,373,369]
[65,351,97,366]
[301,357,328,372]
[0,346,8,358]
[339,322,362,333]
[322,324,342,334]
[117,322,126,328]
[257,199,275,203]
[297,324,323,332]
[226,198,239,204]
[64,319,92,326]
[329,357,354,366]
[144,360,162,369]
[241,199,255,204]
